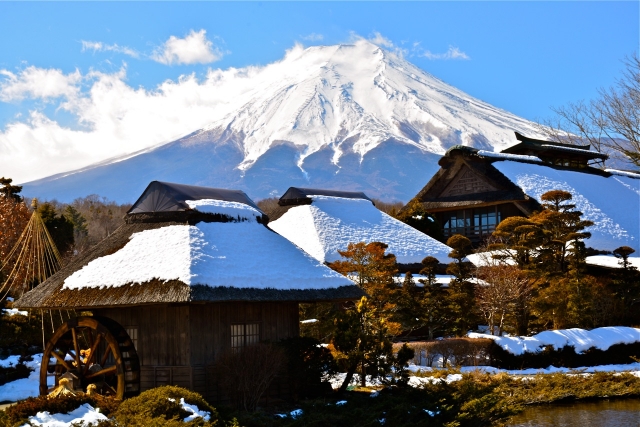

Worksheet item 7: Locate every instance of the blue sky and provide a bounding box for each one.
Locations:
[0,1,638,183]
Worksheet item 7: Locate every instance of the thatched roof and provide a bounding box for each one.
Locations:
[15,184,365,310]
[408,146,541,213]
[268,188,453,264]
[278,187,373,206]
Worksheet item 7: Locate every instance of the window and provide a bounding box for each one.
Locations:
[231,323,260,351]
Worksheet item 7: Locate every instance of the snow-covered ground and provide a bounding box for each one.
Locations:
[0,354,53,403]
[468,326,640,355]
[62,200,353,290]
[586,255,640,270]
[24,403,108,427]
[269,195,453,264]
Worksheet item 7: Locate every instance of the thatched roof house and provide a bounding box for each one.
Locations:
[15,181,363,401]
[267,187,453,265]
[405,133,640,250]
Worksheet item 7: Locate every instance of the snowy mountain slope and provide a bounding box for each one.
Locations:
[22,40,545,203]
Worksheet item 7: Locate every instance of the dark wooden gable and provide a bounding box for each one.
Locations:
[439,164,497,198]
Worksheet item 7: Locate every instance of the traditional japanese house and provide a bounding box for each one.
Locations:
[267,187,454,271]
[404,133,640,251]
[14,181,363,402]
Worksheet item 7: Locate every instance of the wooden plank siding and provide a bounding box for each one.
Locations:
[94,302,299,402]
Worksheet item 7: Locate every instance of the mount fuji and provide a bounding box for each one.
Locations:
[22,40,545,203]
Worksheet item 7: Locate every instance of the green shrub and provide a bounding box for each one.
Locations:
[4,394,95,426]
[114,385,218,426]
[0,358,32,386]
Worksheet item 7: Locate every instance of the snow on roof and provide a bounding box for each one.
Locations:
[128,181,262,214]
[268,195,453,264]
[477,150,542,163]
[185,199,263,221]
[493,161,640,252]
[62,205,353,290]
[586,255,640,270]
[604,169,640,179]
[468,327,640,355]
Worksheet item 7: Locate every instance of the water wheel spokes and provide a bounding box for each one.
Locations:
[40,316,140,400]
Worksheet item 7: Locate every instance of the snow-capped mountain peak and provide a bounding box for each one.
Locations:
[22,40,546,203]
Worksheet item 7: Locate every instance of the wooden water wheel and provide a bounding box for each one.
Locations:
[40,316,140,400]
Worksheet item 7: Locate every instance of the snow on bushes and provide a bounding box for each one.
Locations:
[468,326,640,355]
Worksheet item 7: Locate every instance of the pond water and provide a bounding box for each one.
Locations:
[508,399,640,427]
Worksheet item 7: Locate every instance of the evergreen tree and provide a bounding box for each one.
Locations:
[609,246,640,325]
[531,190,593,275]
[0,177,23,202]
[445,234,478,336]
[329,297,395,390]
[417,256,450,340]
[37,203,74,255]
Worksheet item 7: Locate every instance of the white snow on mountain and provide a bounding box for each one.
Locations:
[268,195,453,264]
[21,40,545,203]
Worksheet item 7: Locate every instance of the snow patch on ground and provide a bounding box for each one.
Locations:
[24,403,107,427]
[185,199,263,221]
[269,196,453,264]
[494,161,640,252]
[2,308,28,317]
[468,326,640,355]
[0,354,54,403]
[62,221,353,290]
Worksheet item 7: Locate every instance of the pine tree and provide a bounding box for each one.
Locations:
[445,234,478,336]
[0,177,23,202]
[609,246,640,325]
[37,203,75,255]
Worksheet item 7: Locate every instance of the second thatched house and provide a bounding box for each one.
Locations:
[267,187,454,267]
[404,132,640,251]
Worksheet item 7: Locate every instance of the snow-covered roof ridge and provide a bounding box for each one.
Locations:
[62,221,354,291]
[468,327,640,355]
[604,169,640,179]
[128,181,262,215]
[477,150,542,163]
[185,199,263,222]
[269,194,453,264]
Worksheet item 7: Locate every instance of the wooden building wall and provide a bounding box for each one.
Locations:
[94,301,299,401]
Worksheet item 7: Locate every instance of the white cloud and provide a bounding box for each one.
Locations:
[301,33,324,42]
[81,41,140,58]
[151,29,223,65]
[0,67,81,102]
[423,46,470,60]
[0,63,263,183]
[368,32,394,48]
